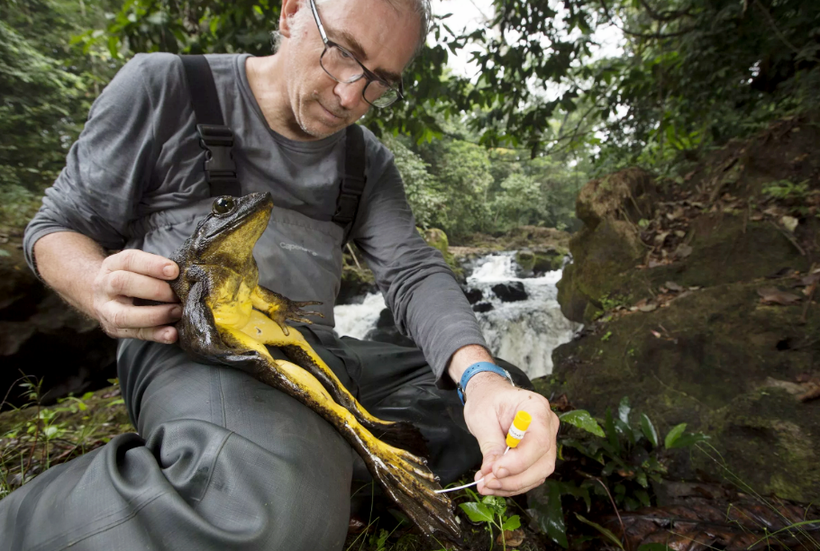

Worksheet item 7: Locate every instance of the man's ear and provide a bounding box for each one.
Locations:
[278,0,302,38]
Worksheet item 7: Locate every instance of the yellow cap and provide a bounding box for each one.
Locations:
[506,411,532,448]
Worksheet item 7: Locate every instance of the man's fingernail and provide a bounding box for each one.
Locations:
[170,305,182,317]
[487,479,502,490]
[497,468,509,478]
[163,264,176,277]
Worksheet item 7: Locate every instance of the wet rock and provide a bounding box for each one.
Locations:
[472,302,493,313]
[491,282,528,302]
[463,288,483,304]
[516,247,566,277]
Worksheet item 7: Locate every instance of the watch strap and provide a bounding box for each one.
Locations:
[457,361,514,405]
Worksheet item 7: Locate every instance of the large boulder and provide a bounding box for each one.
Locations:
[550,280,820,502]
[557,168,657,323]
[550,114,820,503]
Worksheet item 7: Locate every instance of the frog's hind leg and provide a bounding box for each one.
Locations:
[237,309,428,458]
[216,325,460,543]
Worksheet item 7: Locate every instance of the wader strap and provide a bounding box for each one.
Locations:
[179,55,241,198]
[333,124,367,245]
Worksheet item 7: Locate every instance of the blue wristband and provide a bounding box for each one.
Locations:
[457,361,514,405]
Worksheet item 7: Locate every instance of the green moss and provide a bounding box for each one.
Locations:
[516,249,535,272]
[552,279,820,501]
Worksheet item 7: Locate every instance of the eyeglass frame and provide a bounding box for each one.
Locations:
[307,0,405,108]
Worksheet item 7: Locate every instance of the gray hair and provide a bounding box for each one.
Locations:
[271,0,431,58]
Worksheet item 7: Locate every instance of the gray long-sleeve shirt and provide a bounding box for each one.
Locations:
[23,53,487,383]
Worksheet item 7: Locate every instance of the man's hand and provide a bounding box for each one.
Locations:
[92,249,182,343]
[463,373,559,496]
[34,232,182,344]
[448,344,559,496]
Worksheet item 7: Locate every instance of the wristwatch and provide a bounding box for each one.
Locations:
[457,361,514,405]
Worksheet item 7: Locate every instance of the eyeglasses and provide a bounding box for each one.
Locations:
[308,0,404,108]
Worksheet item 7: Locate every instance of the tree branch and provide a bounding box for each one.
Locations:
[598,0,698,40]
[637,0,694,23]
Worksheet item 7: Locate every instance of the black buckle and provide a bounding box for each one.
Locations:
[197,124,236,182]
[333,193,360,223]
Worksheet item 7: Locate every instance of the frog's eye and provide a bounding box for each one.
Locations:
[212,196,235,214]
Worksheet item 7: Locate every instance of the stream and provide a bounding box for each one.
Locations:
[334,252,581,379]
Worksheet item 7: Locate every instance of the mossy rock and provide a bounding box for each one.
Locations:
[558,211,809,325]
[337,265,376,304]
[549,279,820,501]
[576,167,659,229]
[557,218,646,323]
[516,247,567,275]
[420,227,463,279]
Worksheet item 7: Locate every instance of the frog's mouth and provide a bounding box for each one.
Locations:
[204,209,270,240]
[204,193,274,241]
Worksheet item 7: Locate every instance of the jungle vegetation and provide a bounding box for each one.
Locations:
[3,0,818,240]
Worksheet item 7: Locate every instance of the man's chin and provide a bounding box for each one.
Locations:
[298,122,342,140]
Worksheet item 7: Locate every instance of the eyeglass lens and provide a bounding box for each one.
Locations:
[320,45,399,107]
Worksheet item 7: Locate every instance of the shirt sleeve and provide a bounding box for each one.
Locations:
[23,54,166,277]
[350,134,488,386]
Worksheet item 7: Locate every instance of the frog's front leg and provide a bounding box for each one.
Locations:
[251,285,323,336]
[236,309,428,457]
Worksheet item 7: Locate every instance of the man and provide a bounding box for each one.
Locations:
[1,0,558,548]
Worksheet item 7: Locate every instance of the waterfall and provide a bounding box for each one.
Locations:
[334,292,386,340]
[466,253,581,379]
[334,252,581,379]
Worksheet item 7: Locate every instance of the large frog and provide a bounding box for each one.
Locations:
[169,192,461,542]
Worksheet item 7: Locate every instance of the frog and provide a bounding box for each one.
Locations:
[168,192,461,543]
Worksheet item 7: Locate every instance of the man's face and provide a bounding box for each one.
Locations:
[281,0,420,139]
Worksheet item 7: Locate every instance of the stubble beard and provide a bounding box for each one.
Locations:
[286,18,349,139]
[296,89,349,139]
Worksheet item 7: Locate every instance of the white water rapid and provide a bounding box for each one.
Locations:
[333,252,581,379]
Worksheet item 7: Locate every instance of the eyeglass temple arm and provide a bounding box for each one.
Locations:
[309,0,329,43]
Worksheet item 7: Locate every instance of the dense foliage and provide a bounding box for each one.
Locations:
[0,0,120,226]
[2,0,818,237]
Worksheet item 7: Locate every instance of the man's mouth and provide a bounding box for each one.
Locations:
[318,101,345,121]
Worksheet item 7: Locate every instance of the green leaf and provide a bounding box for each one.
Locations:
[502,515,521,531]
[531,481,568,548]
[604,410,620,451]
[0,250,10,257]
[44,425,59,438]
[635,489,651,508]
[667,432,710,449]
[482,495,507,516]
[664,423,687,449]
[575,513,624,549]
[559,410,605,437]
[459,502,493,523]
[640,413,658,448]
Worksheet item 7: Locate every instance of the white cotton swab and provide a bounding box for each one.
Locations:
[435,410,532,494]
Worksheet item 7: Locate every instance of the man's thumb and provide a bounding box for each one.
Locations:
[477,437,507,474]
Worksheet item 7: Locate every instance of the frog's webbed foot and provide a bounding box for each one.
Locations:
[368,441,461,542]
[283,300,324,326]
[252,287,323,336]
[367,419,429,459]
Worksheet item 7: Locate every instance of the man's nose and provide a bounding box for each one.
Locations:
[334,79,367,110]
